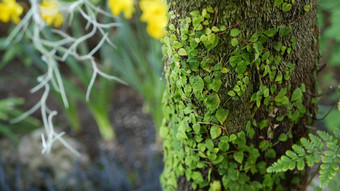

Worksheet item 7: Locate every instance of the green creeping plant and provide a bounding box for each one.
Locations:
[160,1,319,190]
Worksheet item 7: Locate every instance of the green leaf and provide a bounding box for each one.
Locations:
[292,145,306,156]
[263,88,269,97]
[206,139,214,151]
[286,150,298,160]
[266,149,276,158]
[274,0,283,7]
[320,163,338,188]
[304,5,311,12]
[178,48,187,56]
[210,180,222,191]
[215,109,229,124]
[205,93,220,112]
[220,25,227,31]
[176,128,188,140]
[190,76,204,93]
[259,120,268,130]
[297,158,305,170]
[229,134,237,142]
[231,38,239,47]
[264,28,277,37]
[205,28,212,35]
[262,51,270,61]
[233,85,240,92]
[212,79,222,92]
[309,134,324,151]
[301,138,314,153]
[259,141,269,151]
[234,151,244,164]
[193,124,201,134]
[193,17,203,30]
[274,55,281,65]
[279,133,288,142]
[236,61,247,74]
[173,41,183,49]
[191,171,204,182]
[274,43,282,51]
[207,33,216,44]
[253,42,263,54]
[212,26,220,32]
[275,73,283,83]
[246,122,255,139]
[227,91,236,97]
[291,88,303,102]
[210,126,222,139]
[230,29,240,37]
[206,6,214,13]
[288,160,296,170]
[204,35,220,51]
[198,143,206,152]
[201,61,211,72]
[218,141,230,152]
[279,26,292,37]
[282,3,292,12]
[190,10,200,17]
[221,68,229,73]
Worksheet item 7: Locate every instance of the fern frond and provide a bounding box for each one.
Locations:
[267,156,295,172]
[267,130,340,188]
[300,137,314,153]
[309,134,323,152]
[318,131,339,151]
[320,163,338,188]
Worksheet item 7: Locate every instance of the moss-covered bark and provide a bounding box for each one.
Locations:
[160,0,318,190]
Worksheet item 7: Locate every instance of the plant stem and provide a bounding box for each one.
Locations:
[302,163,321,190]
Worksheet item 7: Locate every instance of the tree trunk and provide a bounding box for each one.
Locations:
[160,0,318,190]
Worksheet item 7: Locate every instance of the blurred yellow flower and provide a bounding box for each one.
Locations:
[0,0,23,24]
[140,0,167,39]
[108,0,134,19]
[40,0,64,28]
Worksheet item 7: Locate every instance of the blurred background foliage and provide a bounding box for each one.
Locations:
[313,0,340,189]
[0,97,41,141]
[0,0,165,189]
[0,0,165,142]
[0,0,339,190]
[318,0,340,137]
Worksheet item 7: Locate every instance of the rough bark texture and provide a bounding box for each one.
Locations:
[160,0,318,190]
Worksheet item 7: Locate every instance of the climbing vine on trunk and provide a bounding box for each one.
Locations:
[160,0,318,190]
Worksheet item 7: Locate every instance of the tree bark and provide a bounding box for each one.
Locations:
[160,0,318,190]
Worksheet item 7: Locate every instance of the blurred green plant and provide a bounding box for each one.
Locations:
[0,97,41,142]
[0,0,166,153]
[338,85,340,111]
[0,18,117,142]
[59,13,117,141]
[319,0,340,67]
[0,37,41,141]
[0,9,165,142]
[104,16,165,130]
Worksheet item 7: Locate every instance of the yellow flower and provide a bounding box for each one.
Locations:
[0,0,23,24]
[108,0,134,19]
[40,0,64,28]
[145,15,167,39]
[140,0,167,39]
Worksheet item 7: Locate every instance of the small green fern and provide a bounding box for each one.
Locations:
[267,130,340,188]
